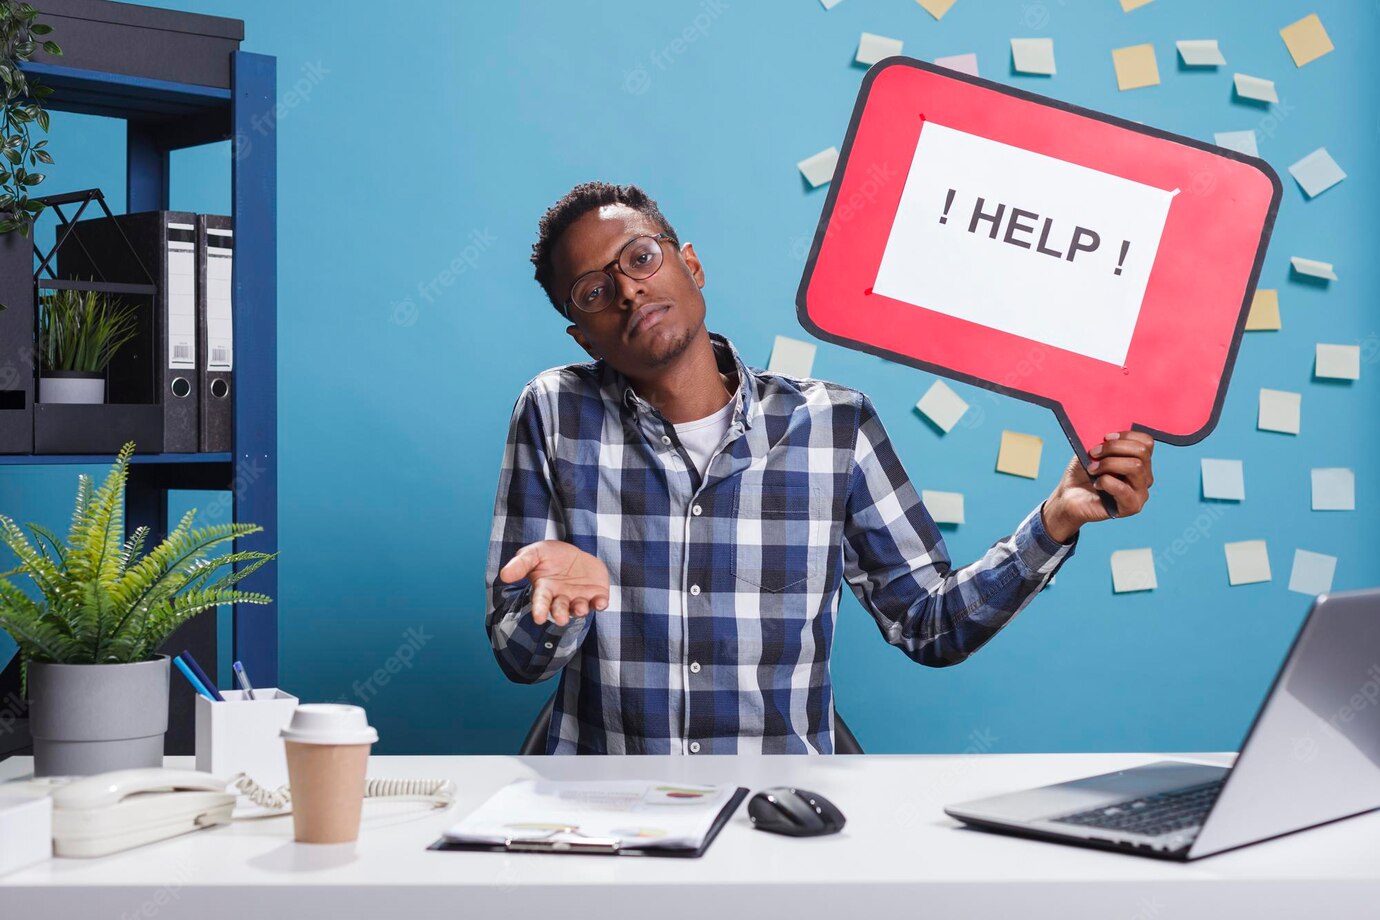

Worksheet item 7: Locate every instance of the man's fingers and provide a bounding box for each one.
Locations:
[593,595,609,611]
[499,545,541,583]
[571,598,590,618]
[1088,456,1151,490]
[531,585,551,625]
[551,594,571,626]
[1097,473,1144,515]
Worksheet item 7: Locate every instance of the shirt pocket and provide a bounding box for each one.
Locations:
[732,479,828,593]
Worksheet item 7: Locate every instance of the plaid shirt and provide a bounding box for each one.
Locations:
[486,332,1078,754]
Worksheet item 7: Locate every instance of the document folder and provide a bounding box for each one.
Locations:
[195,214,234,452]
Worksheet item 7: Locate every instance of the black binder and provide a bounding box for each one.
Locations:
[57,211,201,452]
[195,214,234,452]
[428,787,748,858]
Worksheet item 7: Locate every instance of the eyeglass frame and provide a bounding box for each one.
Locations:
[562,232,675,319]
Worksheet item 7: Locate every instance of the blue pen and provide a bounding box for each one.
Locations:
[232,660,258,701]
[179,649,224,702]
[172,655,216,702]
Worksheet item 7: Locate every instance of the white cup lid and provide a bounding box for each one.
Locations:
[280,704,378,745]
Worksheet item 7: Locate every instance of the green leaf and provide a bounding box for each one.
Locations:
[29,22,50,35]
[35,108,48,132]
[40,40,58,56]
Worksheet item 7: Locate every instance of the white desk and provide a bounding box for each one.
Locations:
[2,752,1377,919]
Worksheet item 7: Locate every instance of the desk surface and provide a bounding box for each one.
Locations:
[3,752,1378,920]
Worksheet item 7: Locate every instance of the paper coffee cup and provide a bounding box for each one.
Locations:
[281,704,378,844]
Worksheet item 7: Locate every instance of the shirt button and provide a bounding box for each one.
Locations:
[690,584,701,596]
[690,661,701,673]
[689,741,701,754]
[691,504,702,516]
[661,435,672,445]
[544,641,554,649]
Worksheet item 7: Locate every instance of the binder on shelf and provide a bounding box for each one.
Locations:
[0,231,34,454]
[195,215,233,453]
[57,211,201,453]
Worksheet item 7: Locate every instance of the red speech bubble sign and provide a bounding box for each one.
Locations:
[796,58,1281,473]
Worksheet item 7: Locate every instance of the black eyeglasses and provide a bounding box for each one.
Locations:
[564,233,674,318]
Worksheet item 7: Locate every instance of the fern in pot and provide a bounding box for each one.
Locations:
[0,443,277,776]
[37,287,140,404]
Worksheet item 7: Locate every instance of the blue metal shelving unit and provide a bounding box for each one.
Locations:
[8,52,280,685]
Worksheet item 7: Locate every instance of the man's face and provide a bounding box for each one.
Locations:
[552,204,706,375]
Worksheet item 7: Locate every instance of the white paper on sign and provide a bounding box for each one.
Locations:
[872,122,1178,366]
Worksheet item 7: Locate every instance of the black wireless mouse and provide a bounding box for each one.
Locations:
[747,786,846,837]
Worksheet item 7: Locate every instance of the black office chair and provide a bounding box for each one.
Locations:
[519,693,864,754]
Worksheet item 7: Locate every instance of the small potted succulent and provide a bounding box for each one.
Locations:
[0,442,277,776]
[36,286,140,404]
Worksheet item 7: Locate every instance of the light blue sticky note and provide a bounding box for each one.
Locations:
[1214,130,1258,157]
[1201,458,1245,501]
[1311,468,1355,511]
[1288,148,1346,198]
[1288,549,1337,595]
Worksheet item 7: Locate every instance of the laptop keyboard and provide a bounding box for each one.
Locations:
[1051,778,1226,838]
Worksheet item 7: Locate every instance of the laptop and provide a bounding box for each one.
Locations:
[945,587,1380,860]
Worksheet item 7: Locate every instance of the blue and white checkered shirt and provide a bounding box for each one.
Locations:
[486,332,1078,754]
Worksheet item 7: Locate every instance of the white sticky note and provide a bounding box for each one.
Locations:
[1214,130,1258,157]
[1225,540,1271,586]
[1288,148,1346,198]
[768,335,816,378]
[934,52,979,77]
[922,489,965,524]
[798,147,839,188]
[1111,548,1158,593]
[1201,458,1245,501]
[1291,256,1337,280]
[873,122,1177,367]
[1289,549,1337,595]
[819,0,844,9]
[1311,468,1355,511]
[1177,39,1225,66]
[916,379,969,432]
[1257,388,1300,434]
[1011,38,1056,75]
[1233,73,1278,103]
[1315,343,1360,380]
[917,0,957,20]
[857,32,903,67]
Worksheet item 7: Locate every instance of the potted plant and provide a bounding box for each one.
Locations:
[36,286,140,404]
[0,442,277,776]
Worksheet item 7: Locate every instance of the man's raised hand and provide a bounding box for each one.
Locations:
[498,540,610,627]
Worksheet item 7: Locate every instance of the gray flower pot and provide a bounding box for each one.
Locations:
[39,370,106,405]
[27,656,170,777]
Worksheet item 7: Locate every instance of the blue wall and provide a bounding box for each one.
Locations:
[1,0,1375,755]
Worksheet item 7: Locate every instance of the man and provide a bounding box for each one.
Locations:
[487,181,1154,755]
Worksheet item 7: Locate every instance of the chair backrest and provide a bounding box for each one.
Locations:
[519,694,864,754]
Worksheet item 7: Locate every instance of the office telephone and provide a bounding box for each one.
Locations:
[5,767,455,858]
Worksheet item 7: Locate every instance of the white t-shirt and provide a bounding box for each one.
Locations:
[671,397,736,481]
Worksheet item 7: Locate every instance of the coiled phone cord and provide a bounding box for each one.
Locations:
[229,773,456,811]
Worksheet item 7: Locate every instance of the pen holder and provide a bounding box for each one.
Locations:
[195,689,299,789]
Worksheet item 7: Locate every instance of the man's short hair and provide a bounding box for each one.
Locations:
[531,181,679,317]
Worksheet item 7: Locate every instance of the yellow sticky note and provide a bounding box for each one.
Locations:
[1120,0,1153,10]
[996,430,1043,479]
[1113,43,1160,90]
[1280,13,1333,68]
[916,0,957,20]
[1244,289,1280,331]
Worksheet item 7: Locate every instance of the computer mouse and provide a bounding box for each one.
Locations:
[747,786,845,837]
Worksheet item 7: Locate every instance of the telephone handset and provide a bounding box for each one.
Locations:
[6,767,455,858]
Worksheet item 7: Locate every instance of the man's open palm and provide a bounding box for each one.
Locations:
[498,540,610,627]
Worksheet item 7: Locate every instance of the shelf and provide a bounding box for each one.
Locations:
[0,452,231,466]
[20,61,230,121]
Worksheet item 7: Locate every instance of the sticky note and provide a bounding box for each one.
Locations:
[1201,458,1245,501]
[1120,0,1153,10]
[1288,148,1346,198]
[933,52,979,77]
[1244,289,1280,331]
[916,0,957,20]
[768,335,816,378]
[857,32,903,67]
[1280,13,1333,68]
[1257,388,1301,434]
[1111,548,1158,593]
[820,0,844,9]
[922,489,965,524]
[1315,343,1360,380]
[1011,38,1056,75]
[916,379,969,432]
[1289,549,1337,595]
[1225,540,1271,586]
[1233,73,1278,103]
[1290,256,1337,280]
[996,430,1042,479]
[797,147,839,188]
[1311,468,1355,511]
[1215,130,1258,157]
[1113,43,1160,91]
[1178,39,1225,66]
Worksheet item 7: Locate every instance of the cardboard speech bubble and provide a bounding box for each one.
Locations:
[796,57,1282,480]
